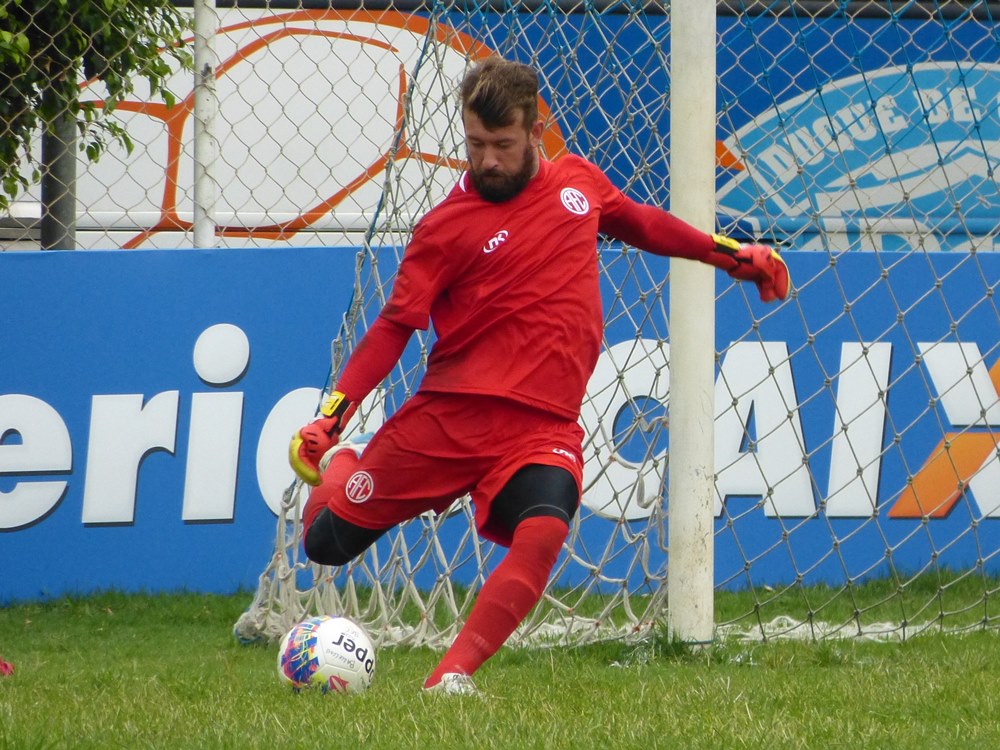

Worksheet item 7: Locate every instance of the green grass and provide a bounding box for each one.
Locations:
[1,591,999,749]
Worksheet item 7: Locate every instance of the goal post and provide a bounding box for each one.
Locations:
[667,0,717,646]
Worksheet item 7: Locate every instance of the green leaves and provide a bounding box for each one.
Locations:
[0,28,31,64]
[0,0,192,212]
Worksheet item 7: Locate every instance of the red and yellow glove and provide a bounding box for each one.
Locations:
[708,234,790,303]
[289,390,357,486]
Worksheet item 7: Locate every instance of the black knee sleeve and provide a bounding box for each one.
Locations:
[488,464,580,540]
[303,508,387,567]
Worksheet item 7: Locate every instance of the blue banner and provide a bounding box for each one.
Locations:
[2,248,999,601]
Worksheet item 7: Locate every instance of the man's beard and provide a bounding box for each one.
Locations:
[469,145,536,203]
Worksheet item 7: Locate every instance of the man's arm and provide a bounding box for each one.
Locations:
[289,315,413,485]
[599,196,790,303]
[335,315,414,402]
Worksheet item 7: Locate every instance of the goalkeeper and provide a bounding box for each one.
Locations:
[290,57,789,695]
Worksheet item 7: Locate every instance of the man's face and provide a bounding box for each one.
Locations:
[463,109,543,203]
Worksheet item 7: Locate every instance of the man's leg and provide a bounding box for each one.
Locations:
[424,464,578,690]
[304,507,388,567]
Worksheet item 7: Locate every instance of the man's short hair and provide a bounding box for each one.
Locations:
[459,57,539,130]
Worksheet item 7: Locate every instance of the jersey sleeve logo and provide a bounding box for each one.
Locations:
[560,187,590,215]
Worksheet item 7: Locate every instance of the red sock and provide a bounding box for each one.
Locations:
[424,515,569,688]
[301,449,359,536]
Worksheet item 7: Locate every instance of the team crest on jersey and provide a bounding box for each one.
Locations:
[560,187,589,215]
[345,471,374,503]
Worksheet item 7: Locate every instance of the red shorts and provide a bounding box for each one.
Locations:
[313,391,584,547]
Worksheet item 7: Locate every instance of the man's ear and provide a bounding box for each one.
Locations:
[530,119,544,147]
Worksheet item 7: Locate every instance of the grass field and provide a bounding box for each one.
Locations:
[1,591,999,749]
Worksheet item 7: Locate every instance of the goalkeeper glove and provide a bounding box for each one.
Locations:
[709,234,790,303]
[289,390,357,486]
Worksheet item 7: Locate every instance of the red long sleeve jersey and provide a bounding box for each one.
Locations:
[376,154,716,421]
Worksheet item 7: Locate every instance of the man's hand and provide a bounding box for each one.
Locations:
[709,234,790,303]
[289,391,356,486]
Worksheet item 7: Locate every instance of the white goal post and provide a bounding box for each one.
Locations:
[666,0,717,646]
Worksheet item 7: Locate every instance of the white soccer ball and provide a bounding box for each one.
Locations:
[277,615,376,694]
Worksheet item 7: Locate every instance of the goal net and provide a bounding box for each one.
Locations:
[234,1,1000,647]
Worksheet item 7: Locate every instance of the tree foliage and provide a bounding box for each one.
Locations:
[0,0,191,211]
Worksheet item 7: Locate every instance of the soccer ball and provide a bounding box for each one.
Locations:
[277,615,376,694]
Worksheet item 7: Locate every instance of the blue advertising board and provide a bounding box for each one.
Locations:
[471,9,1000,254]
[2,248,999,601]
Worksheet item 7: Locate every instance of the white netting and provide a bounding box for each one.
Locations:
[233,2,1000,647]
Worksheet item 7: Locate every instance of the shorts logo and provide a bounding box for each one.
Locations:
[482,229,509,254]
[560,187,589,215]
[552,447,579,465]
[345,471,374,503]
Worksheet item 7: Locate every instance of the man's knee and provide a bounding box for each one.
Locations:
[303,510,353,567]
[489,464,580,539]
[303,508,386,567]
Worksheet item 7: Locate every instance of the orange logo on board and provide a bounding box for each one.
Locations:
[890,356,1000,519]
